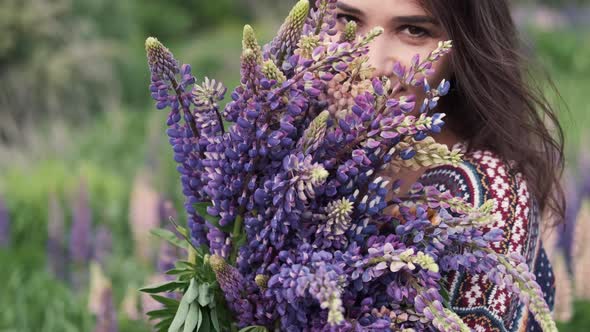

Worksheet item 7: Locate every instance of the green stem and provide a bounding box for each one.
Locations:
[229,214,244,265]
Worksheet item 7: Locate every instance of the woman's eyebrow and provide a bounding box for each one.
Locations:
[335,2,364,16]
[392,15,439,25]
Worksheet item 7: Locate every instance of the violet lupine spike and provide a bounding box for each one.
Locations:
[303,0,338,37]
[0,194,10,247]
[297,110,330,155]
[243,25,262,65]
[70,180,92,264]
[93,225,112,268]
[270,0,311,67]
[146,37,214,247]
[69,180,92,291]
[47,194,66,280]
[415,288,470,332]
[94,286,118,332]
[209,255,256,325]
[487,252,558,332]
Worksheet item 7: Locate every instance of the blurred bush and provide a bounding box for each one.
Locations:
[0,0,122,144]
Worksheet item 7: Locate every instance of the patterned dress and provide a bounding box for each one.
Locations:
[418,148,556,332]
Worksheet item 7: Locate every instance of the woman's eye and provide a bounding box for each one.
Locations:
[336,13,359,25]
[400,25,429,38]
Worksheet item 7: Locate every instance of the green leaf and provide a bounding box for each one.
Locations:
[199,308,211,332]
[194,202,232,232]
[154,317,174,332]
[140,281,186,294]
[183,304,201,332]
[169,299,190,332]
[150,228,187,249]
[184,279,199,303]
[177,261,197,269]
[165,267,192,275]
[209,307,221,332]
[223,120,232,132]
[151,294,180,307]
[197,283,211,307]
[238,326,268,332]
[175,225,190,239]
[146,308,177,319]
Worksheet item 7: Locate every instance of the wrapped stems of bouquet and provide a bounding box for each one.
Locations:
[141,1,557,331]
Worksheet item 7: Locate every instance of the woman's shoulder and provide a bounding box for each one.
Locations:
[420,146,552,331]
[419,146,531,210]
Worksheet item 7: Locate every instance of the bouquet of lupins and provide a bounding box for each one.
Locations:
[141,1,557,331]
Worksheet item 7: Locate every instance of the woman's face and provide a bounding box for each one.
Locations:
[335,0,453,110]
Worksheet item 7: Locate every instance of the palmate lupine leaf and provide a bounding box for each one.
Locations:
[151,228,187,249]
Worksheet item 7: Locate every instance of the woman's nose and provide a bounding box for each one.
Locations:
[366,36,397,78]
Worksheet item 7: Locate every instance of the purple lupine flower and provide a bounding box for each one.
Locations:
[69,179,92,264]
[93,225,112,268]
[128,172,160,264]
[580,148,590,198]
[121,286,140,321]
[94,285,118,332]
[270,0,311,67]
[47,194,66,280]
[209,255,256,326]
[0,194,10,247]
[156,199,186,275]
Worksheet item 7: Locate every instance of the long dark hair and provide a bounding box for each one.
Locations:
[418,0,566,224]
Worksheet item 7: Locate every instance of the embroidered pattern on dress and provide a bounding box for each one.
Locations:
[418,149,555,332]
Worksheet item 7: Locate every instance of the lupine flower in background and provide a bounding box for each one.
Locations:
[93,225,113,269]
[47,193,67,280]
[578,137,590,198]
[89,262,111,315]
[140,274,168,321]
[156,200,183,275]
[158,199,178,225]
[0,194,10,247]
[129,171,160,264]
[121,286,140,321]
[94,283,118,332]
[557,169,581,267]
[156,234,182,276]
[551,252,573,321]
[573,199,590,300]
[142,0,559,330]
[70,179,92,290]
[542,224,573,322]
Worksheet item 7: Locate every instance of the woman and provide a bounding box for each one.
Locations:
[333,0,565,331]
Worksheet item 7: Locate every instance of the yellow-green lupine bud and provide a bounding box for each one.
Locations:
[271,0,311,65]
[208,254,226,272]
[299,110,330,154]
[145,37,179,77]
[413,252,439,273]
[325,293,345,325]
[241,48,259,89]
[262,59,287,84]
[322,198,354,237]
[296,34,321,59]
[242,24,262,64]
[255,274,269,291]
[145,36,160,52]
[358,27,384,48]
[341,21,358,42]
[397,137,462,171]
[310,165,329,185]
